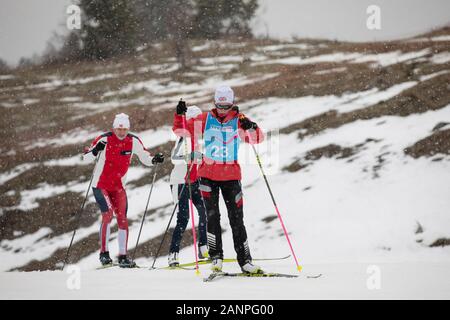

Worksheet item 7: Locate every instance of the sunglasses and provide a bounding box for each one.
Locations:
[215,104,233,110]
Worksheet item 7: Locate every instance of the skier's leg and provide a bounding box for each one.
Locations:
[192,180,207,247]
[111,188,129,256]
[200,178,222,259]
[221,180,252,267]
[93,188,113,254]
[169,184,190,253]
[110,188,136,268]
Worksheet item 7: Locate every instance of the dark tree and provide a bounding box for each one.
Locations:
[133,0,194,69]
[166,0,194,69]
[133,0,171,43]
[58,32,84,62]
[0,58,10,73]
[192,0,258,39]
[55,0,258,63]
[78,0,139,60]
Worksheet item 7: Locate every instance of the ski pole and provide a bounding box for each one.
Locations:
[149,160,195,269]
[62,151,101,270]
[132,163,159,261]
[187,165,200,275]
[243,116,302,272]
[182,109,200,275]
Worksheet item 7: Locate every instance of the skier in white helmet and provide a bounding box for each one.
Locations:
[168,106,208,267]
[172,86,265,274]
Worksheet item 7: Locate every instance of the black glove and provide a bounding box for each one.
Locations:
[239,116,258,131]
[92,141,106,156]
[152,152,165,164]
[176,100,187,115]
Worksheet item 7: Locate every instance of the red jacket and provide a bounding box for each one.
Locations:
[172,109,264,181]
[84,132,154,191]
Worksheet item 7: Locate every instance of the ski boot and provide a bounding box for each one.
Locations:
[168,252,179,267]
[198,245,209,260]
[241,261,263,274]
[99,251,113,266]
[118,255,137,268]
[211,258,223,272]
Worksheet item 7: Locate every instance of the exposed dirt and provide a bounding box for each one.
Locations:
[1,165,93,194]
[280,73,450,139]
[404,128,450,158]
[283,160,309,173]
[127,141,174,189]
[0,192,98,241]
[261,215,278,223]
[12,230,103,271]
[0,104,176,174]
[283,143,362,173]
[430,238,450,247]
[305,144,356,161]
[0,144,83,173]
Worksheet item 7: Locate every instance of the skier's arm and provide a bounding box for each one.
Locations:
[83,135,107,162]
[132,136,154,166]
[238,115,265,144]
[171,137,187,165]
[172,110,206,138]
[172,113,193,137]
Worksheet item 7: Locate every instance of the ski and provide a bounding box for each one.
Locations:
[97,263,196,271]
[155,259,209,270]
[95,263,141,270]
[96,263,119,270]
[152,265,196,271]
[203,271,299,282]
[203,272,226,282]
[203,271,323,282]
[307,273,323,279]
[163,254,292,269]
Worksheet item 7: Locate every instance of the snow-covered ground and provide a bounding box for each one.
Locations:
[1,262,449,299]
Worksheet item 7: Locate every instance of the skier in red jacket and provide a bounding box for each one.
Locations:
[83,113,164,268]
[172,86,264,274]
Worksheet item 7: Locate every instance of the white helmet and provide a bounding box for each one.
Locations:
[113,113,130,129]
[186,105,202,120]
[214,86,234,106]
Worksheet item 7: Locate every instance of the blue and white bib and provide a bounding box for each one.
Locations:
[204,113,240,162]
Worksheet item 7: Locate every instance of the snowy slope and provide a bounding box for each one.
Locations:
[1,30,450,299]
